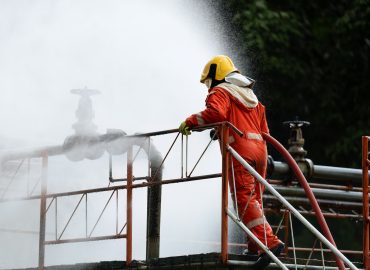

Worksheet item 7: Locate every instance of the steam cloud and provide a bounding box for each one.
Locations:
[0,0,234,268]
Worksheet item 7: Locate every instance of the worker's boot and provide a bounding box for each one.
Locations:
[253,242,285,270]
[242,249,258,261]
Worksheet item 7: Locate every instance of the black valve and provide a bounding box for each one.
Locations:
[283,117,314,179]
[283,118,310,161]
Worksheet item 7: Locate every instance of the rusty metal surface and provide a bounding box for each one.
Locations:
[0,173,222,203]
[126,147,133,265]
[44,234,127,245]
[38,154,48,270]
[220,125,230,264]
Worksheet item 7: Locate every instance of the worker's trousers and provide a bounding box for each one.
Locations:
[230,156,281,254]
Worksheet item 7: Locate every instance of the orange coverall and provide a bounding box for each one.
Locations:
[185,85,281,253]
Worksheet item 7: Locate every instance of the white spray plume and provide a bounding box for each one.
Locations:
[0,0,239,268]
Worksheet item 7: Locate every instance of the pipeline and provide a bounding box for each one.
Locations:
[273,185,365,202]
[264,195,363,211]
[271,160,367,185]
[263,132,346,270]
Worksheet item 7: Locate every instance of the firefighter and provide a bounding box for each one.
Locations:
[179,55,284,269]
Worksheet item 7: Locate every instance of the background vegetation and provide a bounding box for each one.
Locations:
[216,0,370,168]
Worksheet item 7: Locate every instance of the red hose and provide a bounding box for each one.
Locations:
[262,132,345,270]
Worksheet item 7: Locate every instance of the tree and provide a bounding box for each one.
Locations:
[217,0,370,167]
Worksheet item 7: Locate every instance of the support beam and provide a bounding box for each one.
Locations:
[38,154,48,270]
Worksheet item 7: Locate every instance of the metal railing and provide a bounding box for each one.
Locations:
[227,145,358,270]
[0,123,226,269]
[37,151,133,269]
[0,123,366,269]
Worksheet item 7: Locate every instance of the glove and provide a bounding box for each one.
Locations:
[179,121,191,135]
[209,128,219,140]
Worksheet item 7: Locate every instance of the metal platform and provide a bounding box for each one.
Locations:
[9,253,364,270]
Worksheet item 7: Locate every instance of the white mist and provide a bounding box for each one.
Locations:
[0,0,241,268]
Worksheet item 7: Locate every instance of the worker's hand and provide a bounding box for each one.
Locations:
[179,121,191,135]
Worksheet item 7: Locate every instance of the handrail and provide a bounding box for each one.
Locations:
[0,122,242,163]
[262,132,346,270]
[227,144,359,270]
[227,208,288,270]
[122,121,243,138]
[0,123,363,269]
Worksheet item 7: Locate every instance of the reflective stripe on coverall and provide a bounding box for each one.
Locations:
[185,83,281,253]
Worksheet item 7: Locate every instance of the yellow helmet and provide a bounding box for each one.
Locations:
[200,55,239,83]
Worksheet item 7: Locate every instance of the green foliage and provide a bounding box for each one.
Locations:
[219,0,370,167]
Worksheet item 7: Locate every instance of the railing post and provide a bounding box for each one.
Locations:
[283,210,290,255]
[126,146,133,265]
[146,164,162,261]
[363,136,370,270]
[220,124,229,264]
[38,153,48,270]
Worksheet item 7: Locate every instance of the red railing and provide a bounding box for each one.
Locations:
[36,149,135,269]
[0,122,365,269]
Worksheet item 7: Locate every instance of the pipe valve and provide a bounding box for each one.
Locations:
[283,119,314,179]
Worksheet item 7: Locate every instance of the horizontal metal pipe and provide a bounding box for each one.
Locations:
[132,173,221,188]
[272,161,290,174]
[228,260,351,270]
[271,161,368,185]
[0,145,64,162]
[109,176,148,182]
[272,185,366,202]
[0,173,221,203]
[44,234,127,245]
[0,228,53,236]
[104,121,241,139]
[314,165,367,183]
[264,195,363,209]
[264,208,362,219]
[302,182,363,192]
[269,179,363,192]
[0,122,238,163]
[288,247,363,255]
